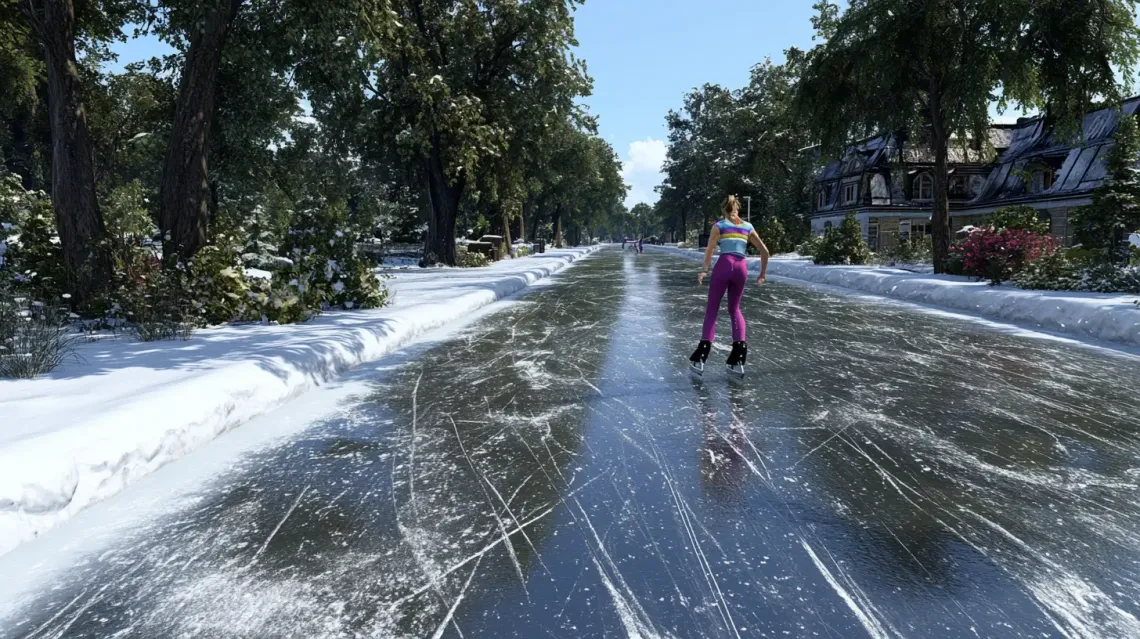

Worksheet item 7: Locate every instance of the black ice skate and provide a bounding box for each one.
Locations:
[689,340,712,376]
[726,341,748,378]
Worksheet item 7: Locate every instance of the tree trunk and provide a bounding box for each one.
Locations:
[422,146,463,266]
[553,204,563,248]
[501,208,512,257]
[159,0,244,263]
[520,198,531,242]
[33,0,110,304]
[929,80,951,274]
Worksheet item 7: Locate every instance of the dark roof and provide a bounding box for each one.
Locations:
[816,128,1003,184]
[973,97,1140,206]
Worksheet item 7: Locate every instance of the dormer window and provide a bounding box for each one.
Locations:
[914,173,934,201]
[816,188,826,209]
[842,183,858,204]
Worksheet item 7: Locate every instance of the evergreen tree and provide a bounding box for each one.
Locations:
[1073,115,1140,262]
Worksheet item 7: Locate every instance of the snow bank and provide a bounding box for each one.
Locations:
[649,245,1140,347]
[0,246,600,557]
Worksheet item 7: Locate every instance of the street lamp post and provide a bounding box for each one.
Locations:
[743,196,751,222]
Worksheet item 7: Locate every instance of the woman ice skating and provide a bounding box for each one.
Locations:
[689,195,769,377]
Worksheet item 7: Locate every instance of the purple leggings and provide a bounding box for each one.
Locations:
[702,254,747,342]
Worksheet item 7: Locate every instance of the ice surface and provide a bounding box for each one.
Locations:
[652,246,1140,347]
[4,250,1140,638]
[0,246,601,558]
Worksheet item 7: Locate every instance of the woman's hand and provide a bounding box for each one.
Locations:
[698,271,707,285]
[757,275,767,286]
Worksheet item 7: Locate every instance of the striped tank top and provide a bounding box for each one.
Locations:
[716,219,754,257]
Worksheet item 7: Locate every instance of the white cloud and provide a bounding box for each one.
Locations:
[620,138,666,209]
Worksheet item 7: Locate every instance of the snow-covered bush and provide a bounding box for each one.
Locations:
[882,234,932,264]
[457,249,489,268]
[813,215,871,265]
[183,238,257,326]
[1014,251,1140,294]
[274,198,387,320]
[0,286,80,378]
[796,234,824,257]
[959,226,1056,285]
[1,174,65,302]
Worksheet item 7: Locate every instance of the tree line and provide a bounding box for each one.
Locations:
[651,0,1140,270]
[1,0,626,309]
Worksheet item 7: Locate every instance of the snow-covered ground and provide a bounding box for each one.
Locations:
[0,246,600,558]
[650,245,1140,347]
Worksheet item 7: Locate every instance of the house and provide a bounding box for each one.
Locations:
[810,128,1012,251]
[810,97,1140,248]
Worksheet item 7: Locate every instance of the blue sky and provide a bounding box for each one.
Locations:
[572,0,820,207]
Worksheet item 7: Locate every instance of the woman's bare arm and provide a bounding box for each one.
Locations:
[698,225,721,284]
[750,230,769,284]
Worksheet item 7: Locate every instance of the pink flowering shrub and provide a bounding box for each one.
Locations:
[959,227,1057,285]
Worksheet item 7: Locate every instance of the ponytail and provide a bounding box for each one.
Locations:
[722,195,740,217]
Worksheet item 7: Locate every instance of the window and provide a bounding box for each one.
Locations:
[911,222,930,237]
[1043,168,1055,190]
[843,183,858,204]
[949,176,967,198]
[824,221,834,231]
[914,174,934,201]
[816,189,826,209]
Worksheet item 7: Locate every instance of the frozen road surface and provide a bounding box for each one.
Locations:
[5,249,1140,638]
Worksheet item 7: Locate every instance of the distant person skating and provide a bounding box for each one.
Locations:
[689,195,769,377]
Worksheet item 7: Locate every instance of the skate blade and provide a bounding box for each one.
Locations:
[727,365,745,380]
[689,362,705,377]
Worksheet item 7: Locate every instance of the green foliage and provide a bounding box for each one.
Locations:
[276,198,387,317]
[796,234,824,257]
[884,234,933,264]
[990,206,1051,235]
[0,174,65,301]
[813,215,872,265]
[1071,115,1140,263]
[757,217,788,254]
[799,0,1140,272]
[1014,250,1140,294]
[457,250,490,269]
[658,57,812,247]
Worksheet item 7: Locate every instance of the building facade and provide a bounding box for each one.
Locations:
[810,98,1140,248]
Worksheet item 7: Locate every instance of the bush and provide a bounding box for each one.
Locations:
[883,234,933,264]
[1,175,66,302]
[0,291,80,378]
[274,198,388,319]
[813,215,872,265]
[457,250,490,268]
[1014,251,1140,293]
[514,244,532,258]
[959,226,1056,285]
[757,217,787,254]
[989,206,1050,235]
[796,234,824,257]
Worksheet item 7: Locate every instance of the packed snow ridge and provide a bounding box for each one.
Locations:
[0,246,601,558]
[650,245,1140,348]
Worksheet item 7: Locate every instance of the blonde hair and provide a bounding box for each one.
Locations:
[722,195,740,218]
